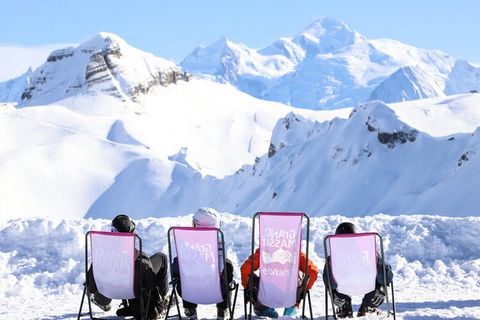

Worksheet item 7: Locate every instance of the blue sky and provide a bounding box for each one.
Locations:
[1,0,479,63]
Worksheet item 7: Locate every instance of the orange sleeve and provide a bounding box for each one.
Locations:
[299,252,318,290]
[240,248,260,288]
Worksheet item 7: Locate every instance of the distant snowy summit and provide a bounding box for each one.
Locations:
[370,60,480,103]
[2,32,190,106]
[2,20,479,109]
[181,17,480,109]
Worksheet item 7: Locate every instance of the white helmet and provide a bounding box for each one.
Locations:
[193,207,220,227]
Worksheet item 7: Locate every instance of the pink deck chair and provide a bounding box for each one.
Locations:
[77,231,148,320]
[323,233,396,319]
[165,227,239,320]
[245,212,313,320]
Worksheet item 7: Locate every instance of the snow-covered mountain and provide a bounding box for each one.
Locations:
[181,17,480,109]
[0,33,188,106]
[0,68,33,102]
[2,31,480,220]
[2,82,480,219]
[152,93,480,217]
[3,23,479,110]
[370,60,480,103]
[0,76,347,221]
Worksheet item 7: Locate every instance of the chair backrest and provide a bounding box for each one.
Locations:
[88,231,137,299]
[325,233,377,297]
[169,227,224,305]
[254,212,306,308]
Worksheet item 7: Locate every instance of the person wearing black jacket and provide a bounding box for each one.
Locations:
[87,214,169,319]
[323,222,393,318]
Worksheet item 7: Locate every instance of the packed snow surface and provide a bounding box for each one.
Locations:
[1,214,479,319]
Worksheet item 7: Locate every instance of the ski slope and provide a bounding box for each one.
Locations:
[1,214,479,319]
[0,78,350,221]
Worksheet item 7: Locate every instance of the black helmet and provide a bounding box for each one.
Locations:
[111,214,135,233]
[335,222,356,235]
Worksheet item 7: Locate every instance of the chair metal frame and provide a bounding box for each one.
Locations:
[323,232,396,319]
[244,212,313,320]
[77,231,150,320]
[164,226,239,320]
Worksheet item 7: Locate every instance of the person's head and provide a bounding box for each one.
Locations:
[335,222,356,235]
[192,207,220,228]
[111,214,136,233]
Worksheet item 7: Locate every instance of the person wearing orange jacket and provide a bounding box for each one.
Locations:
[240,248,318,318]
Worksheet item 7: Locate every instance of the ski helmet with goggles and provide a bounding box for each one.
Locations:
[335,222,356,235]
[111,214,136,233]
[192,207,220,227]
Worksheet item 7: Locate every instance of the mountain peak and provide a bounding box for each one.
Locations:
[293,17,364,54]
[12,32,187,106]
[76,32,129,52]
[214,36,231,47]
[304,17,351,32]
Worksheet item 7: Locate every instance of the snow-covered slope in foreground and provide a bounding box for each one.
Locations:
[0,80,346,221]
[3,92,480,220]
[1,214,479,319]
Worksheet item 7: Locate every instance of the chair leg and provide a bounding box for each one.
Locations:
[325,288,337,320]
[86,288,94,319]
[244,289,253,320]
[174,290,181,320]
[308,291,313,320]
[301,292,306,319]
[229,283,239,320]
[300,291,313,320]
[77,284,87,320]
[390,282,396,320]
[243,290,248,320]
[164,286,179,319]
[324,288,328,320]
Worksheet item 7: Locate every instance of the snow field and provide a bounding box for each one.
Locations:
[1,214,479,319]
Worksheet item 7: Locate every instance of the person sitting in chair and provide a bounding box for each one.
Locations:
[323,222,394,318]
[87,214,169,319]
[240,245,318,318]
[171,207,235,320]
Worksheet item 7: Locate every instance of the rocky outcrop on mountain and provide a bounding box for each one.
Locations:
[4,33,189,106]
[180,98,480,216]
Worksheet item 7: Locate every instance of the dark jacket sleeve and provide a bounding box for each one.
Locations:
[134,250,156,295]
[375,254,393,287]
[322,256,337,290]
[171,257,179,279]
